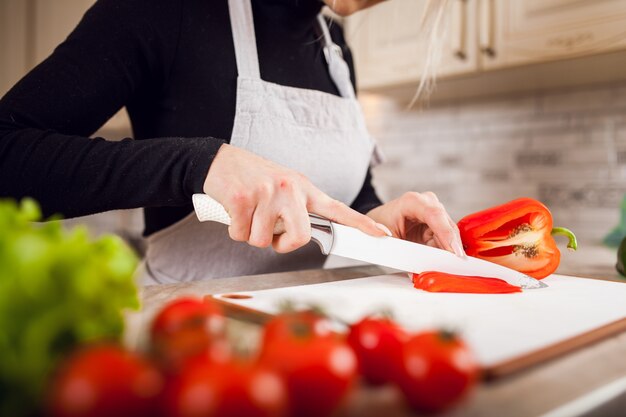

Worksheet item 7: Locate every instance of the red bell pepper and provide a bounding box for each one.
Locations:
[458,198,577,279]
[412,272,522,294]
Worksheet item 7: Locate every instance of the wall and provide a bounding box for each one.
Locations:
[0,0,142,251]
[363,81,626,247]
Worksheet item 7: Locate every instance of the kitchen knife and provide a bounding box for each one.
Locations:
[192,194,547,290]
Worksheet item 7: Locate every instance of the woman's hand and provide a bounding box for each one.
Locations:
[203,144,389,253]
[366,192,466,257]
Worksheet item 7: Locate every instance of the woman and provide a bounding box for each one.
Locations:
[0,0,464,284]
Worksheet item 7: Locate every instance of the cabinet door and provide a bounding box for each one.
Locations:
[345,0,478,90]
[32,0,95,64]
[481,0,626,70]
[0,0,30,96]
[32,0,130,133]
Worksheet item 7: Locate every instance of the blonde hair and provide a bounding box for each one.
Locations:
[329,0,451,105]
[409,0,451,107]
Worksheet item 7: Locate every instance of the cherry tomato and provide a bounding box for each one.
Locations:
[162,353,287,417]
[260,311,356,417]
[261,309,333,344]
[48,344,164,417]
[150,297,227,373]
[397,330,479,413]
[347,316,408,385]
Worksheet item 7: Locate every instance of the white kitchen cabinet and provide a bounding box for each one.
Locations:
[481,0,626,70]
[345,0,479,90]
[0,0,30,96]
[1,0,94,96]
[31,0,130,133]
[0,0,130,133]
[32,0,96,64]
[346,0,626,100]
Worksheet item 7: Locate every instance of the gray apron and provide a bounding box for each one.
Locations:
[141,0,377,285]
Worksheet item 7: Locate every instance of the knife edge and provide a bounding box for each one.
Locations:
[329,223,546,290]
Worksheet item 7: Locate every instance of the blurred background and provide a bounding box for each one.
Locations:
[1,0,625,267]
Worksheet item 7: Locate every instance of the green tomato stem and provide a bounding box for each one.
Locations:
[551,227,578,251]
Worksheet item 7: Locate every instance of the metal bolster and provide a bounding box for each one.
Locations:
[309,214,334,255]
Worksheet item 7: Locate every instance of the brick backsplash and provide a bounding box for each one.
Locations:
[364,81,626,245]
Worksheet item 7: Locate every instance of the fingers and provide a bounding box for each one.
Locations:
[424,208,456,252]
[207,143,389,254]
[421,227,438,248]
[226,186,315,253]
[272,201,312,253]
[425,238,439,248]
[421,226,446,250]
[227,191,255,242]
[248,202,279,248]
[447,215,466,258]
[308,191,389,238]
[402,192,464,257]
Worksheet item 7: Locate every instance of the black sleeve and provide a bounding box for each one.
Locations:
[329,20,384,214]
[0,0,224,218]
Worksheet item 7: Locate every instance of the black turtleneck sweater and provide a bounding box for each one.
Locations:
[0,0,382,236]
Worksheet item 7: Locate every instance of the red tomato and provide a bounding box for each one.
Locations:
[150,297,227,373]
[48,344,164,417]
[261,309,333,343]
[347,316,408,385]
[162,354,288,417]
[260,311,356,417]
[397,331,479,413]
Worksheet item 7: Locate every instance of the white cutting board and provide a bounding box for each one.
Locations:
[213,274,626,376]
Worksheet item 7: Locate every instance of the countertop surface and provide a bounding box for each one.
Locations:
[138,245,626,417]
[552,244,622,282]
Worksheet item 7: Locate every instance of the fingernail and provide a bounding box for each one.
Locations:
[451,239,467,259]
[376,223,393,237]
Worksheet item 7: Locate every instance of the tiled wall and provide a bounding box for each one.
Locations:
[363,81,626,246]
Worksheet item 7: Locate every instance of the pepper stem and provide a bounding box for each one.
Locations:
[551,227,578,251]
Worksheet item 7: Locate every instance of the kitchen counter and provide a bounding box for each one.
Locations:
[554,244,622,282]
[139,245,626,417]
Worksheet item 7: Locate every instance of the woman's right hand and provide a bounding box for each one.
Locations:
[203,144,389,253]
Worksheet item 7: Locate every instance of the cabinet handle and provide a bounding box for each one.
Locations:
[479,0,495,57]
[451,0,467,60]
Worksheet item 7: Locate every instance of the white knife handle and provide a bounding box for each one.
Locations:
[191,193,334,254]
[192,193,284,234]
[192,194,230,224]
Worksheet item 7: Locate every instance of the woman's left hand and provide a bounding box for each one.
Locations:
[367,192,466,258]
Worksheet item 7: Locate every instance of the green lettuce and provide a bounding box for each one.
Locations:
[0,199,139,416]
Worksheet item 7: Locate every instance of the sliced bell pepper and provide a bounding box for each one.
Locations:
[412,272,521,293]
[457,198,577,279]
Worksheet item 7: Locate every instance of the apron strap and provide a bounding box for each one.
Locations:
[226,0,355,97]
[316,14,382,164]
[228,0,261,79]
[316,14,356,99]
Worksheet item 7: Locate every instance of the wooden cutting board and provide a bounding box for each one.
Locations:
[210,274,626,380]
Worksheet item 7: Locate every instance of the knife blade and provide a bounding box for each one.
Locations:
[192,194,547,290]
[329,222,546,289]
